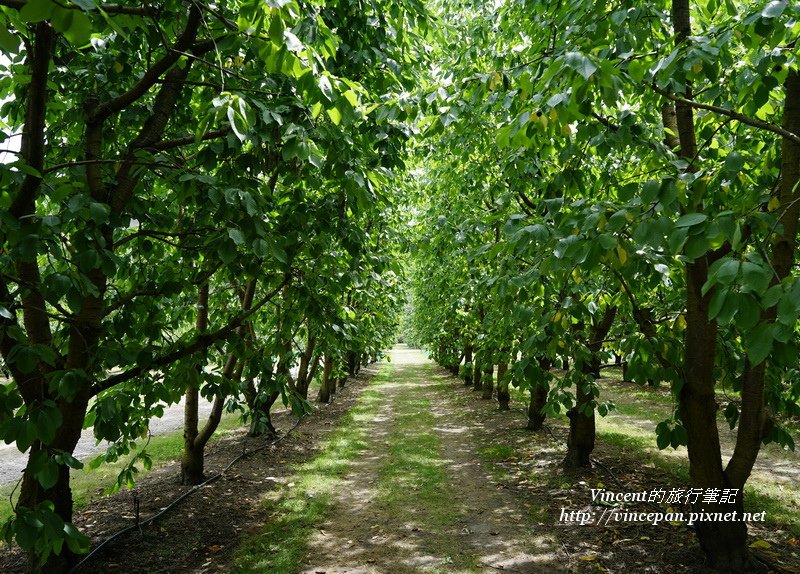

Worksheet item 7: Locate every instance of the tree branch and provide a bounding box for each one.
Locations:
[650,84,800,146]
[89,5,203,123]
[0,0,156,16]
[92,273,292,395]
[147,128,229,151]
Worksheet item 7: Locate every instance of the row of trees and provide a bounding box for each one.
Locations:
[0,0,427,571]
[408,0,799,572]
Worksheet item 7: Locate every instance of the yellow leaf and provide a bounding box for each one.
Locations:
[540,114,548,129]
[767,196,780,212]
[616,245,628,265]
[561,124,572,137]
[749,540,771,549]
[549,108,559,123]
[580,555,597,561]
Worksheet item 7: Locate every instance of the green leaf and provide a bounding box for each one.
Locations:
[675,213,707,228]
[761,284,782,309]
[228,228,245,246]
[735,295,760,330]
[715,259,740,285]
[671,424,688,447]
[741,262,771,295]
[656,427,671,450]
[627,59,645,83]
[20,0,54,22]
[564,51,597,80]
[762,0,786,18]
[684,235,708,259]
[326,106,342,126]
[723,152,744,174]
[253,239,269,258]
[227,106,248,142]
[268,14,284,44]
[269,243,288,264]
[0,26,20,54]
[63,9,91,46]
[36,459,59,490]
[283,29,302,52]
[745,323,773,365]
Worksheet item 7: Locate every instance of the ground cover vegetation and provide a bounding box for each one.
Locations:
[0,0,798,572]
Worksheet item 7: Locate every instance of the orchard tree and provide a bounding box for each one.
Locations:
[0,0,425,570]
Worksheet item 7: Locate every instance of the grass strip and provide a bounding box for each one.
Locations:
[233,365,389,573]
[374,363,479,572]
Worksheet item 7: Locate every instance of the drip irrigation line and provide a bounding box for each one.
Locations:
[67,416,303,574]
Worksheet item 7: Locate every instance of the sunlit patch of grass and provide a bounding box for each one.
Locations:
[597,430,800,535]
[0,412,241,523]
[478,443,516,462]
[745,486,800,536]
[233,368,389,573]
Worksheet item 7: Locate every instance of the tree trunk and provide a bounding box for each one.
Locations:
[496,362,510,410]
[307,353,321,390]
[295,333,317,400]
[463,345,473,387]
[528,385,547,431]
[248,391,279,437]
[318,353,335,403]
[564,306,616,468]
[527,358,551,431]
[472,359,483,392]
[668,0,751,568]
[480,363,494,399]
[182,283,208,485]
[182,280,254,483]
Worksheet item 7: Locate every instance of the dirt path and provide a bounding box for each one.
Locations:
[297,348,564,574]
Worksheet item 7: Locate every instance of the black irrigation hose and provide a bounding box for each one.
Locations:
[67,416,303,574]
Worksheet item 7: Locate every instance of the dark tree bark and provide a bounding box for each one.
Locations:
[564,306,616,468]
[527,358,551,431]
[496,361,510,410]
[317,353,335,403]
[472,358,483,392]
[295,331,318,400]
[528,385,547,431]
[667,0,772,569]
[481,363,494,400]
[346,350,357,376]
[182,279,256,483]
